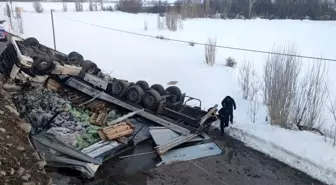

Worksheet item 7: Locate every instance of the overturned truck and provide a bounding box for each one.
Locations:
[0,34,219,177]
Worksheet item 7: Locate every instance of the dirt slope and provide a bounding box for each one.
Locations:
[0,86,51,185]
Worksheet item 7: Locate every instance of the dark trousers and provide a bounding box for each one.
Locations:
[220,117,229,134]
[229,112,233,123]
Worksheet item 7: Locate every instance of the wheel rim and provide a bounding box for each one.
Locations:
[38,61,48,71]
[115,84,122,94]
[128,90,138,101]
[145,95,155,107]
[87,66,95,74]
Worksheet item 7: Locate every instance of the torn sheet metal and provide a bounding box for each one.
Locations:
[31,133,101,164]
[31,134,101,178]
[160,142,222,165]
[81,140,120,158]
[155,133,198,155]
[149,127,210,146]
[127,118,151,145]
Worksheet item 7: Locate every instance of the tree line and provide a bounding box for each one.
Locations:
[119,0,336,20]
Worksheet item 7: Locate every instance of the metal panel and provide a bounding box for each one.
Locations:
[83,73,108,90]
[160,142,222,165]
[149,127,210,146]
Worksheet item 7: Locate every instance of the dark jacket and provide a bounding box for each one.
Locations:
[218,107,229,119]
[221,96,236,112]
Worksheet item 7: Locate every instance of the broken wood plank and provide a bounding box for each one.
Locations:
[107,109,144,126]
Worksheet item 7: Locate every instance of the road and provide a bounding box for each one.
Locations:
[78,129,325,185]
[146,130,325,185]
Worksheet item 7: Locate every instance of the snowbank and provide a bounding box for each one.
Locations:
[212,121,336,184]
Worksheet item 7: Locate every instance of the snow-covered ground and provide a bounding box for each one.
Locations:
[14,9,336,185]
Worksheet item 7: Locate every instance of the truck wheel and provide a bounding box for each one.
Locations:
[126,85,144,104]
[31,57,55,76]
[112,80,129,98]
[136,80,149,90]
[68,51,84,66]
[23,37,39,47]
[82,60,98,75]
[151,84,165,95]
[143,89,162,110]
[68,51,84,60]
[166,86,181,102]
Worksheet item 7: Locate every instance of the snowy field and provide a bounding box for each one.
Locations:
[14,9,336,185]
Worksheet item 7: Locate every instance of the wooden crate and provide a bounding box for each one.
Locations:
[100,121,135,140]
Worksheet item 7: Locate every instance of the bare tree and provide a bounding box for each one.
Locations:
[327,91,336,147]
[157,14,164,30]
[263,44,301,128]
[75,1,83,12]
[89,0,94,11]
[239,58,252,99]
[249,69,261,123]
[165,7,180,31]
[248,0,256,19]
[291,60,328,131]
[63,2,68,12]
[33,1,43,13]
[205,37,217,66]
[144,19,148,31]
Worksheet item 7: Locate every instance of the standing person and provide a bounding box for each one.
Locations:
[221,96,236,124]
[218,107,230,136]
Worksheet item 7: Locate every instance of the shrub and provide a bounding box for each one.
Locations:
[263,44,301,128]
[63,2,67,12]
[144,19,148,31]
[33,1,44,13]
[225,57,237,67]
[239,58,252,99]
[205,37,217,66]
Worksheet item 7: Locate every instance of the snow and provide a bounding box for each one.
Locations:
[13,8,336,185]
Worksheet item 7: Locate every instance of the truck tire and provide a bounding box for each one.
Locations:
[23,37,39,47]
[166,86,181,102]
[151,84,165,95]
[143,89,162,110]
[136,80,149,90]
[126,85,144,104]
[68,51,84,60]
[112,80,129,98]
[82,60,98,75]
[31,57,55,76]
[68,51,84,66]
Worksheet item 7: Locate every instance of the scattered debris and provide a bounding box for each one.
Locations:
[18,167,25,176]
[101,121,135,140]
[16,146,25,151]
[0,127,5,132]
[18,122,32,133]
[2,83,22,92]
[21,173,31,181]
[5,105,20,116]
